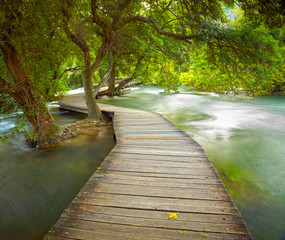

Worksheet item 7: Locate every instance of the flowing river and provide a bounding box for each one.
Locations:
[98,85,285,240]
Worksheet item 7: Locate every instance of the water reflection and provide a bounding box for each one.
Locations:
[99,86,285,240]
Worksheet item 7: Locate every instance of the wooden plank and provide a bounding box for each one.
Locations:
[62,210,248,235]
[67,203,246,225]
[46,218,251,240]
[89,173,223,185]
[100,158,213,169]
[115,116,163,120]
[45,96,252,239]
[115,122,176,127]
[85,177,225,191]
[117,140,199,146]
[100,170,220,181]
[116,119,168,123]
[116,130,184,135]
[46,226,164,240]
[78,182,231,201]
[74,193,237,215]
[117,137,199,143]
[98,165,216,176]
[116,125,178,131]
[101,155,214,171]
[109,152,209,162]
[104,156,211,165]
[100,165,214,174]
[112,148,205,157]
[113,144,204,152]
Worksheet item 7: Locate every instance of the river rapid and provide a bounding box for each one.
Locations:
[98,86,285,240]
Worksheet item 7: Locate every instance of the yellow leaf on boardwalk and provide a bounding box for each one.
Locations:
[166,213,178,219]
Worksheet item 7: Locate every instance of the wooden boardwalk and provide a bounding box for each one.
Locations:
[44,93,252,240]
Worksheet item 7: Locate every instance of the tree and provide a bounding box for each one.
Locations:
[179,6,285,96]
[0,0,71,146]
[239,0,285,27]
[64,0,264,119]
[2,0,283,145]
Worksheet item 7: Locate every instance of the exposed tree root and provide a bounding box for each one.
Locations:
[29,119,112,149]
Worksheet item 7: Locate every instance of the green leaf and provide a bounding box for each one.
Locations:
[0,135,8,143]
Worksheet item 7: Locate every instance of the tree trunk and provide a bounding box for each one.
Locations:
[64,18,112,121]
[81,41,112,121]
[10,85,59,137]
[0,42,59,145]
[107,64,116,96]
[99,68,104,80]
[82,68,106,120]
[94,66,112,97]
[115,76,133,95]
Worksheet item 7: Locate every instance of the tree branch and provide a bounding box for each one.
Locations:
[89,40,112,74]
[110,0,132,30]
[62,8,91,68]
[161,17,184,30]
[117,0,133,12]
[121,16,195,43]
[57,66,84,80]
[63,23,91,68]
[157,0,174,18]
[114,54,144,94]
[91,0,107,29]
[94,62,114,97]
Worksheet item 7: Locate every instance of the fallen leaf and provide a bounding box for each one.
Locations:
[178,231,183,234]
[166,212,178,219]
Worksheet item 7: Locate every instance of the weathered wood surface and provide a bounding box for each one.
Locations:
[44,93,252,239]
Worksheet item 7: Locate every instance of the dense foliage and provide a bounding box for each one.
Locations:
[179,9,285,96]
[1,0,285,141]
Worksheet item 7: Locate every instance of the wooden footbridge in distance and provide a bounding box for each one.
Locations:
[44,92,252,240]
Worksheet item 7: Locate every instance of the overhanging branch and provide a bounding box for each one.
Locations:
[64,25,91,68]
[121,16,196,43]
[89,40,112,74]
[111,0,132,30]
[58,66,84,80]
[62,9,91,68]
[91,0,107,29]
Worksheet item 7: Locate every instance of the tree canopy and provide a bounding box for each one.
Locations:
[1,0,284,145]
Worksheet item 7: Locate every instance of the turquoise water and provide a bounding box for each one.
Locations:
[0,106,116,240]
[98,86,285,240]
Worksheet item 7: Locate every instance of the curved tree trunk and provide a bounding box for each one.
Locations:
[113,54,144,95]
[82,68,105,120]
[114,76,133,95]
[107,64,116,96]
[82,42,111,121]
[64,20,110,121]
[94,62,114,97]
[0,41,59,144]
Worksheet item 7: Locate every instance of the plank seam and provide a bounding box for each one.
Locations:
[61,216,251,236]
